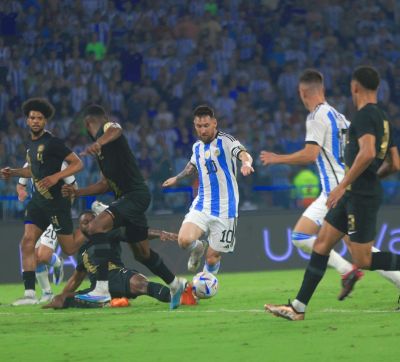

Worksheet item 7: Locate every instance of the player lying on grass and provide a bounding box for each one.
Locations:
[43,210,177,309]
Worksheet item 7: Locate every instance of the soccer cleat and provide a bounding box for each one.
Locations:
[75,283,111,304]
[12,295,39,306]
[264,300,305,321]
[53,257,64,285]
[180,282,198,305]
[170,278,186,310]
[338,267,364,301]
[188,240,206,273]
[38,292,54,304]
[110,297,130,308]
[91,200,108,215]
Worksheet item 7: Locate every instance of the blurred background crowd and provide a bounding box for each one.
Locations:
[0,0,400,218]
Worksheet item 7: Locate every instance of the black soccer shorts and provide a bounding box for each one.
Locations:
[325,192,382,243]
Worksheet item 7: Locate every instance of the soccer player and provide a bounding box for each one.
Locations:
[62,104,185,309]
[0,98,84,305]
[162,105,254,280]
[17,161,77,302]
[43,211,172,309]
[265,66,400,320]
[260,69,400,297]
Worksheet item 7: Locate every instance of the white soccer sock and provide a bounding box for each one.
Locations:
[24,289,36,298]
[292,299,306,313]
[292,232,352,275]
[203,261,220,274]
[372,246,400,289]
[168,277,180,293]
[327,250,353,275]
[48,253,61,268]
[187,240,202,252]
[36,264,52,294]
[94,280,109,293]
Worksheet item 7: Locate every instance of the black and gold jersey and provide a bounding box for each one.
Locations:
[94,122,149,198]
[26,131,72,202]
[345,103,393,196]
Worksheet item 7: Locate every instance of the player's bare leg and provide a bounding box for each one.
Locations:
[178,222,206,273]
[13,224,43,305]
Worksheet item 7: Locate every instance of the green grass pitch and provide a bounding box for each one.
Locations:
[0,269,399,362]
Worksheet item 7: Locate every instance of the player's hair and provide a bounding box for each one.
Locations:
[299,69,324,85]
[22,98,55,120]
[352,66,380,91]
[82,104,107,119]
[193,105,215,118]
[79,210,96,219]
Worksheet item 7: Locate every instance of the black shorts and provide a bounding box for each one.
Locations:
[109,268,140,299]
[325,192,381,243]
[25,197,73,234]
[107,191,150,243]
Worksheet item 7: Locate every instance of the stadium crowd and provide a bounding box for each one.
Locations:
[0,0,400,216]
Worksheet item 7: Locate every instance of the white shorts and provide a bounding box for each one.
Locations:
[183,209,237,253]
[35,224,58,251]
[302,193,328,227]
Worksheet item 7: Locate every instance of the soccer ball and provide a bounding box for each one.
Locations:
[192,271,218,299]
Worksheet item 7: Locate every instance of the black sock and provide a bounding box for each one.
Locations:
[296,251,329,305]
[23,271,35,291]
[140,249,175,284]
[147,282,171,303]
[370,252,400,270]
[93,242,112,282]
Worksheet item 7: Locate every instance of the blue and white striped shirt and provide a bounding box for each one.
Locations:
[190,131,245,218]
[305,102,349,195]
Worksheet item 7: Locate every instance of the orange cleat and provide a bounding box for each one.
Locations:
[180,283,198,305]
[110,297,130,308]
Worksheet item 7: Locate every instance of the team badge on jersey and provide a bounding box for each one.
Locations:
[205,150,211,159]
[214,149,220,157]
[37,144,45,163]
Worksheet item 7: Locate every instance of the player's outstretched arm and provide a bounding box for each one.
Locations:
[62,175,109,198]
[42,270,87,309]
[259,144,320,166]
[378,146,400,179]
[81,123,122,156]
[162,161,197,187]
[238,151,254,176]
[0,166,31,180]
[37,152,83,190]
[148,229,178,242]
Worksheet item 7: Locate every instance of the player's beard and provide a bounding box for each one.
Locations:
[30,127,45,137]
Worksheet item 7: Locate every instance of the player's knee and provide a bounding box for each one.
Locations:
[36,249,52,264]
[291,232,314,252]
[177,234,193,249]
[130,274,148,295]
[20,235,36,253]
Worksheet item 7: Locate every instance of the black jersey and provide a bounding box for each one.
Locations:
[94,122,149,198]
[345,103,394,196]
[26,131,72,202]
[76,228,125,286]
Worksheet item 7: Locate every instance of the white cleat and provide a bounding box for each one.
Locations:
[12,295,39,306]
[91,200,108,215]
[53,257,64,285]
[188,241,206,273]
[38,292,54,304]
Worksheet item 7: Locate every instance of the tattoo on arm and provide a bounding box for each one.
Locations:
[176,162,197,181]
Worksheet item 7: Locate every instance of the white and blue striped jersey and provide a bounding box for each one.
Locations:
[305,102,349,195]
[190,131,245,219]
